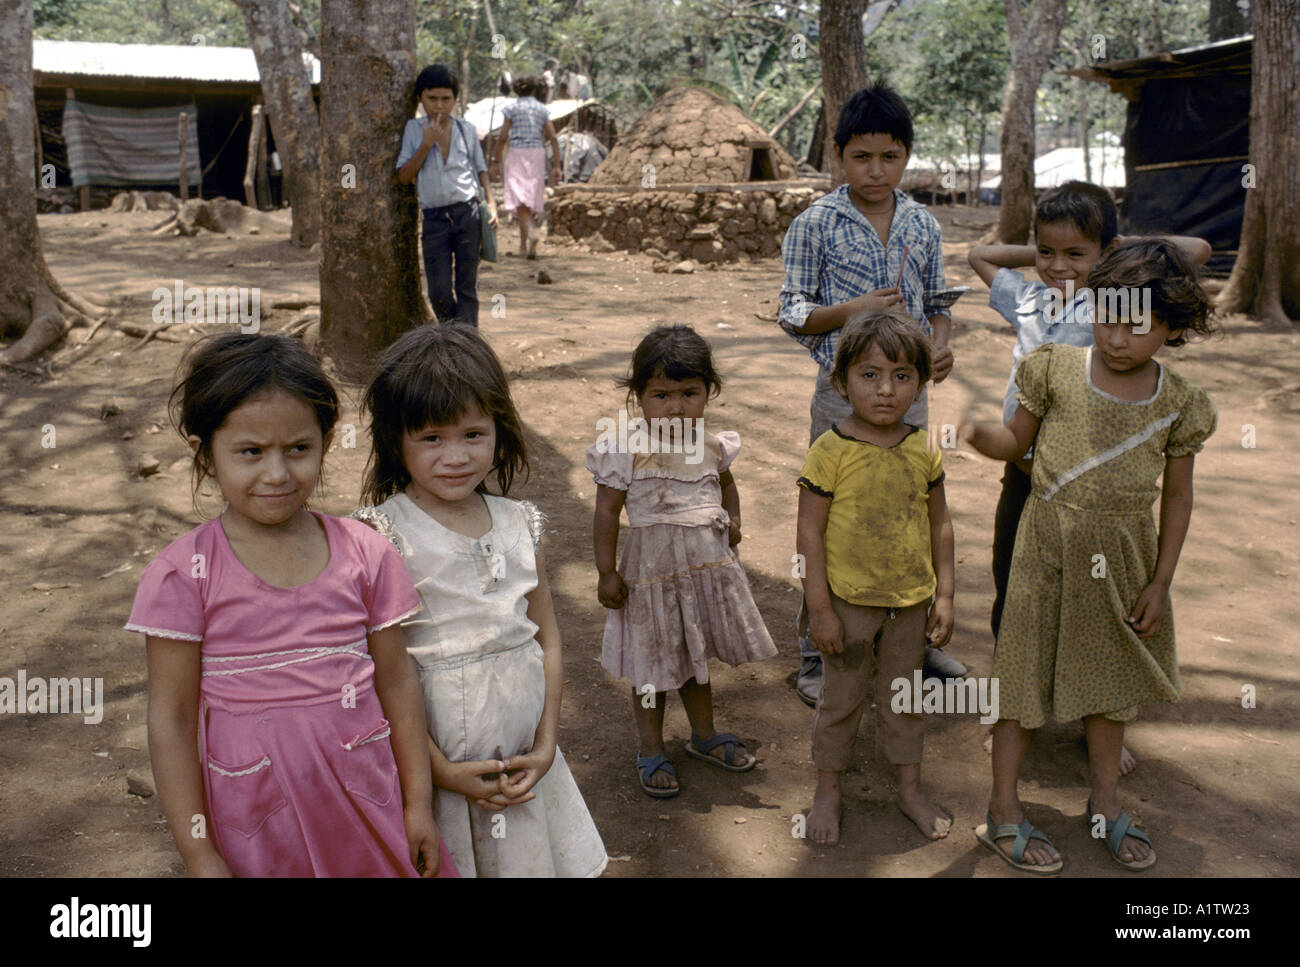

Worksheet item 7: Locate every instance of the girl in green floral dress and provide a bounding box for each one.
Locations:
[961,240,1217,875]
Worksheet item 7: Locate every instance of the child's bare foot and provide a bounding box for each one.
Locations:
[808,773,841,845]
[898,788,953,840]
[1119,744,1137,776]
[987,803,1061,868]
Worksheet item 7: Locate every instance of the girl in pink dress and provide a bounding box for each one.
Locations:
[589,325,777,798]
[126,333,457,878]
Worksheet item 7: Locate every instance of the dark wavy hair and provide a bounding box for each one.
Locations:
[616,325,723,408]
[1087,238,1217,347]
[1034,180,1119,250]
[831,310,933,389]
[361,324,529,505]
[168,332,340,518]
[513,75,541,98]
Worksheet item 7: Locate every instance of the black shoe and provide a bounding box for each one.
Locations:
[796,656,822,708]
[922,645,968,680]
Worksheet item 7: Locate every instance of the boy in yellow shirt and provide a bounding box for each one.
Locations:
[796,311,955,845]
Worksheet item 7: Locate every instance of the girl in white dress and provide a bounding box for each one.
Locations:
[355,324,606,877]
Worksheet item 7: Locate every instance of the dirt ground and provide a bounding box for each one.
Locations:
[2,203,1298,878]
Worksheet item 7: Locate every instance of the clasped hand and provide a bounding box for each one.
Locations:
[440,750,555,812]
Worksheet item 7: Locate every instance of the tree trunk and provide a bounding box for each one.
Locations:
[233,0,322,248]
[1079,76,1091,183]
[807,100,825,171]
[459,4,480,106]
[964,126,975,204]
[1209,0,1249,41]
[1218,0,1300,325]
[995,0,1068,244]
[0,0,67,364]
[318,0,422,374]
[819,0,870,185]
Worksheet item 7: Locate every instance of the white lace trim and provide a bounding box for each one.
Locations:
[369,604,422,633]
[1042,412,1179,501]
[519,499,546,551]
[631,466,721,484]
[201,639,366,663]
[342,726,391,751]
[208,755,271,777]
[124,622,202,642]
[350,506,408,555]
[201,639,369,677]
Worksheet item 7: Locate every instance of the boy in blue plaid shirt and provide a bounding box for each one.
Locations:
[779,82,961,703]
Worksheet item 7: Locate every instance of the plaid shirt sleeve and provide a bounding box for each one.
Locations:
[778,207,833,365]
[919,212,948,319]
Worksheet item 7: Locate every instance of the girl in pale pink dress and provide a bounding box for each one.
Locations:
[126,333,457,878]
[589,325,777,798]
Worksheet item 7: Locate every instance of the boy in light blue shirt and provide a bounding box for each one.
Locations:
[396,64,498,326]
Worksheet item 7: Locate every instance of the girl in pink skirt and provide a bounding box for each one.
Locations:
[490,75,561,259]
[589,325,778,798]
[127,333,457,878]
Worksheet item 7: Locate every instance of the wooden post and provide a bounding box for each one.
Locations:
[69,87,90,211]
[265,113,288,208]
[254,110,271,210]
[244,104,264,208]
[178,112,189,200]
[34,108,43,187]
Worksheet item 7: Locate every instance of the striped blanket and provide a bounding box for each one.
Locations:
[63,99,202,189]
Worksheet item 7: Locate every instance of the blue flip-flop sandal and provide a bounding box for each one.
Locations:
[636,753,680,798]
[1086,800,1156,871]
[684,732,756,773]
[976,813,1063,876]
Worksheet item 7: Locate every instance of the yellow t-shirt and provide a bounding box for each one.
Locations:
[798,425,944,608]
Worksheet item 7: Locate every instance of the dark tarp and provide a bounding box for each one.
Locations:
[1119,74,1250,275]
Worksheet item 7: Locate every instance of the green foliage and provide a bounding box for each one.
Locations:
[34,0,248,45]
[862,0,1006,167]
[416,0,822,156]
[1040,0,1211,149]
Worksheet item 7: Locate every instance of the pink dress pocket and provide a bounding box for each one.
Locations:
[206,753,288,838]
[341,719,399,807]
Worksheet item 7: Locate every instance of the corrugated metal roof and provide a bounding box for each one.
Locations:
[33,39,320,85]
[1065,35,1252,83]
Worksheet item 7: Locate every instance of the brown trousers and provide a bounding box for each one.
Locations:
[810,594,928,770]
